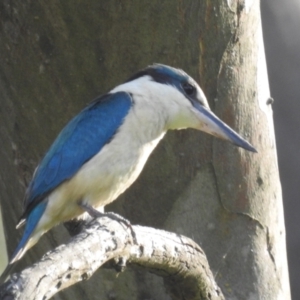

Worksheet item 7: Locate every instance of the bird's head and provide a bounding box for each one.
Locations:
[122,64,256,152]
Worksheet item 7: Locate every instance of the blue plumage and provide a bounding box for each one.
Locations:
[21,91,132,222]
[12,202,48,260]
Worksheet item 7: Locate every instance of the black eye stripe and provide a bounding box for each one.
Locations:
[182,82,196,97]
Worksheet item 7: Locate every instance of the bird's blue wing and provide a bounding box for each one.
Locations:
[22,92,132,217]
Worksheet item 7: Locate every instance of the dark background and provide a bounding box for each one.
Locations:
[262,0,300,298]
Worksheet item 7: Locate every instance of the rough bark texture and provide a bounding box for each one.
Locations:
[0,1,290,299]
[0,217,224,300]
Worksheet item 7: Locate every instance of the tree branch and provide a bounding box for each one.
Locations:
[0,217,224,300]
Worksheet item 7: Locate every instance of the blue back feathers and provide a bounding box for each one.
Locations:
[22,92,132,220]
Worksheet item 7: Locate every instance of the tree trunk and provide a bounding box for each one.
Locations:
[0,0,290,299]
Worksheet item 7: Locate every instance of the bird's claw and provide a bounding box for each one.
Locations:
[78,202,137,244]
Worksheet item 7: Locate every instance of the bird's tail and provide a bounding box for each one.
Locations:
[0,202,47,284]
[0,262,17,285]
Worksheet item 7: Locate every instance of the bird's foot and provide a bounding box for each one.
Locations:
[78,202,137,244]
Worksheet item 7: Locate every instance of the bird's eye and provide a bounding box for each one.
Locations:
[182,82,196,97]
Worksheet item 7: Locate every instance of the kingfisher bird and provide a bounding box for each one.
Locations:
[0,64,256,283]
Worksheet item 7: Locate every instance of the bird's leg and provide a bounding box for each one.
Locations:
[78,202,106,219]
[78,202,137,244]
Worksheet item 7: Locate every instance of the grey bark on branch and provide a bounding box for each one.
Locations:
[0,217,224,300]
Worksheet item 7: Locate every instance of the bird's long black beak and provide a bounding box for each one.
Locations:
[193,101,257,152]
